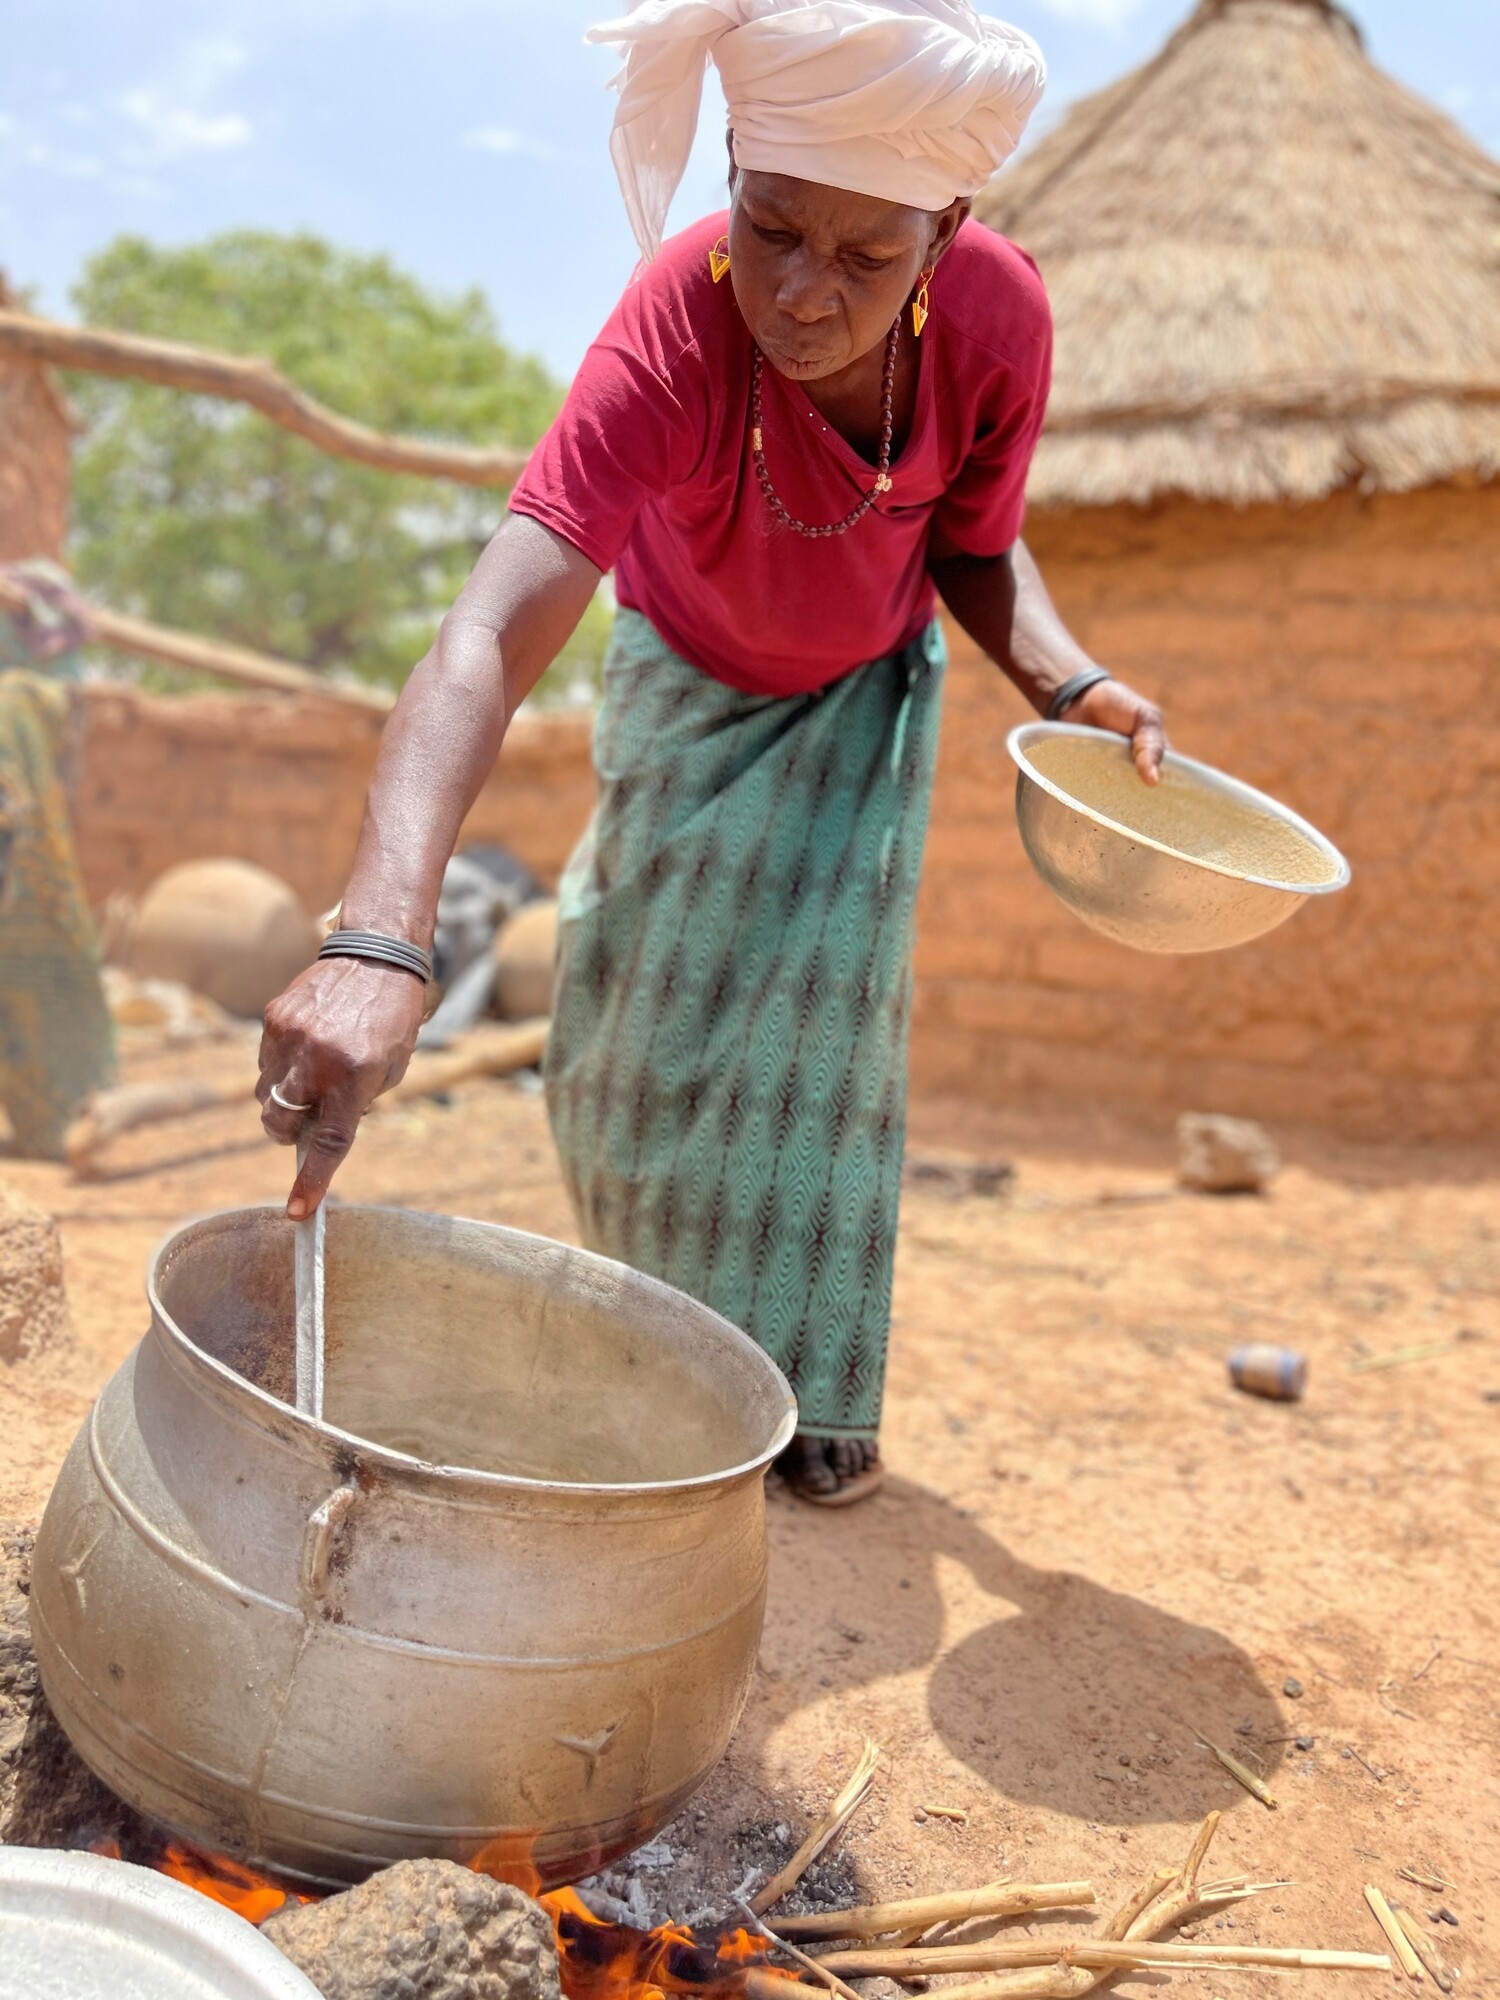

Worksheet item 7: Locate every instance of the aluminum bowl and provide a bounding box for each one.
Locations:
[1007,722,1350,955]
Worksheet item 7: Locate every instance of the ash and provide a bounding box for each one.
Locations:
[577,1815,860,1931]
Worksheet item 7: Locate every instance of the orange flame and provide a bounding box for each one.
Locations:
[90,1833,316,1924]
[468,1841,797,2000]
[155,1840,318,1924]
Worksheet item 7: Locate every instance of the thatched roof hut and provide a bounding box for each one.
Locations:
[0,274,72,562]
[911,0,1500,1145]
[976,0,1500,509]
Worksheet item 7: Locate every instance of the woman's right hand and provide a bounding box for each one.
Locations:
[257,958,428,1218]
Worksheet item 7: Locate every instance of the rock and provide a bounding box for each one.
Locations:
[1294,1734,1315,1751]
[1177,1113,1280,1195]
[1,1523,147,1850]
[1283,1676,1304,1699]
[261,1860,561,2000]
[492,901,558,1024]
[0,1186,72,1365]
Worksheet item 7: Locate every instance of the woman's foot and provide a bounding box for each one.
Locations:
[778,1434,885,1508]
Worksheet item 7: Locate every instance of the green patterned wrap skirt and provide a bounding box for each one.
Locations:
[0,671,114,1159]
[545,608,945,1439]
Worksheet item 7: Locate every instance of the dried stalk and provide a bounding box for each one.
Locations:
[1391,1905,1454,1993]
[777,1881,1091,1943]
[921,1813,1317,2000]
[1364,1886,1423,1981]
[1396,1868,1451,1894]
[1200,1739,1278,1809]
[886,1940,1391,1988]
[750,1740,881,1916]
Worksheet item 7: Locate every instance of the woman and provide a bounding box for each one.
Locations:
[0,562,114,1159]
[258,0,1165,1505]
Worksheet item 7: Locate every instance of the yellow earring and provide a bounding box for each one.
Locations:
[708,235,731,284]
[911,267,933,337]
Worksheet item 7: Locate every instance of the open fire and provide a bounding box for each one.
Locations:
[90,1830,798,2000]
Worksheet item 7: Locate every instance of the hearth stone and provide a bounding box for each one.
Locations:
[261,1860,562,2000]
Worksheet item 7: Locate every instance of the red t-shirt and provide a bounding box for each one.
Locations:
[510,211,1052,697]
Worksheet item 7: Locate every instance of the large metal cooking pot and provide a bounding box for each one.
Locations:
[31,1206,796,1889]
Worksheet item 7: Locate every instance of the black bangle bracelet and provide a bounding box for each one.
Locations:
[1046,666,1112,720]
[318,930,434,983]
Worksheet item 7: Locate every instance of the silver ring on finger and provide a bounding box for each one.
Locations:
[269,1081,316,1114]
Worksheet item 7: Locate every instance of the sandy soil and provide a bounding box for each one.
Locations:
[1,1033,1495,1996]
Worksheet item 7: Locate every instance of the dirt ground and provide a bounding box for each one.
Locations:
[2,1031,1496,1996]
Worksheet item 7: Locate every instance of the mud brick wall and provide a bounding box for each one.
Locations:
[66,481,1498,1141]
[71,687,597,916]
[912,485,1500,1141]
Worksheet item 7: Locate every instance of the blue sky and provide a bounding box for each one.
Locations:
[3,0,1497,381]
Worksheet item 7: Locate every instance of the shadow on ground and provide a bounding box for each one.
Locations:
[753,1476,1282,1827]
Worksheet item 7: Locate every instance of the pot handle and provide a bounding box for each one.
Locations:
[299,1481,358,1606]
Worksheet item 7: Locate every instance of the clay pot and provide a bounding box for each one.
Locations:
[129,860,319,1018]
[492,900,558,1022]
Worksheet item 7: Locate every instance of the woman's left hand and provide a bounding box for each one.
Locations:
[1061,675,1166,785]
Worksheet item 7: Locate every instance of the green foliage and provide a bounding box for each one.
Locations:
[67,231,601,696]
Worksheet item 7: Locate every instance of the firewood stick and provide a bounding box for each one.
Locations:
[898,1940,1391,1989]
[1364,1886,1423,1982]
[737,1902,864,2000]
[750,1739,880,1916]
[64,1019,549,1175]
[776,1881,1093,1942]
[938,1813,1262,2000]
[65,1075,253,1174]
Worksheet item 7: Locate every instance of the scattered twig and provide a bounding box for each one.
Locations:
[737,1900,865,2000]
[921,1803,969,1823]
[1391,1904,1454,1992]
[779,1882,1094,1943]
[1347,1746,1387,1784]
[1364,1886,1422,1982]
[1379,1679,1418,1721]
[1411,1647,1443,1684]
[1396,1868,1452,1895]
[1350,1340,1461,1374]
[1199,1737,1278,1809]
[750,1740,881,1916]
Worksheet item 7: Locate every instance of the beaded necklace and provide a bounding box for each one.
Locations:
[750,317,901,538]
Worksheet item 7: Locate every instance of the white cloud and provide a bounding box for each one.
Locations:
[462,124,557,161]
[121,91,253,154]
[118,37,254,159]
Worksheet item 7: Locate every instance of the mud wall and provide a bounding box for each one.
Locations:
[71,688,597,917]
[68,482,1498,1141]
[914,485,1500,1140]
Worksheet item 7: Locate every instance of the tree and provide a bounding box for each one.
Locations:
[67,231,599,693]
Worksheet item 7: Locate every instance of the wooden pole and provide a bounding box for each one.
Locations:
[0,573,393,713]
[0,308,531,489]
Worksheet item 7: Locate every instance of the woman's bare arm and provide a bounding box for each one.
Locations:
[257,513,602,1215]
[929,536,1166,781]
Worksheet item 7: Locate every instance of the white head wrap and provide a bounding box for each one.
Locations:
[586,0,1046,261]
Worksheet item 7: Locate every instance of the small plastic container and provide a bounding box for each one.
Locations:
[1228,1342,1308,1401]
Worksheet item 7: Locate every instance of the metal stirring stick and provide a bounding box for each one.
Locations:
[293,1133,325,1420]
